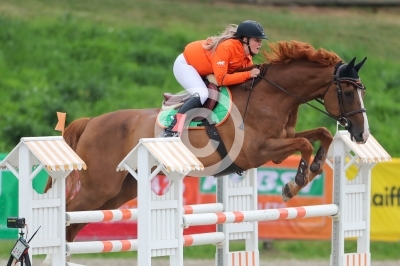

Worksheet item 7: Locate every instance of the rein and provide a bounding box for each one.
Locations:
[249,63,366,128]
[239,65,263,130]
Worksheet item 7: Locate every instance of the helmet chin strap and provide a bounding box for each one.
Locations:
[244,38,254,57]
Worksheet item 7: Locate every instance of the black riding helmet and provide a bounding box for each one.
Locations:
[236,20,267,40]
[235,20,267,56]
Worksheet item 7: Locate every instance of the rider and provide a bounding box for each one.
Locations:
[160,20,268,137]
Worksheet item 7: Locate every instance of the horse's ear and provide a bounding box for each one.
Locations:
[347,57,356,69]
[341,57,356,77]
[354,57,367,72]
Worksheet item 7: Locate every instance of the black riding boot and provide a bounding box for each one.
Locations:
[160,93,203,137]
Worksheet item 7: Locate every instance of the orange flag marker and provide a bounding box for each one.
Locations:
[55,112,66,136]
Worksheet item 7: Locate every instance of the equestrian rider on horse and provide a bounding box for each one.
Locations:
[160,20,268,137]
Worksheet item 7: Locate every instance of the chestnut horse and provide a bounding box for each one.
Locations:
[45,41,369,244]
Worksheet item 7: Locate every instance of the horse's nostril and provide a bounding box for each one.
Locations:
[362,131,370,143]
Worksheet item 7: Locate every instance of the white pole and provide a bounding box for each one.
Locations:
[137,144,152,266]
[331,136,345,266]
[356,164,372,264]
[169,172,185,266]
[18,144,33,263]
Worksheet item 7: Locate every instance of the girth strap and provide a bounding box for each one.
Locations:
[203,121,244,177]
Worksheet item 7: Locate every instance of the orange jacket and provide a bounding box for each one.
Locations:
[183,39,253,86]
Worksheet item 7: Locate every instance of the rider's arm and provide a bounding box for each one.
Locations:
[211,44,252,86]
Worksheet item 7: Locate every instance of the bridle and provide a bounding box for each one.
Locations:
[243,62,367,129]
[317,62,366,128]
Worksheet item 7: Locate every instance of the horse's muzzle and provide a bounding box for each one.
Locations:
[349,128,369,144]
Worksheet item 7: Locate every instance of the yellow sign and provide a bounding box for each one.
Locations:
[370,158,400,241]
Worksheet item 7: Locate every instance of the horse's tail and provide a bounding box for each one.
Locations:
[43,117,91,203]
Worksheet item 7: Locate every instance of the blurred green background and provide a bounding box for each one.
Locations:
[0,0,399,156]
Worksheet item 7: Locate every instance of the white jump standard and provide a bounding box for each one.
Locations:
[0,136,87,266]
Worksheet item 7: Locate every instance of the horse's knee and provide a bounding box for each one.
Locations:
[298,137,314,156]
[318,127,333,143]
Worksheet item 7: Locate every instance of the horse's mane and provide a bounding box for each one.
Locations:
[262,41,342,66]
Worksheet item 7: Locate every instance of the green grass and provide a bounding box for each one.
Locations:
[1,239,400,260]
[0,0,399,155]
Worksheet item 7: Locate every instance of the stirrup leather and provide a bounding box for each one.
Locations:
[159,129,179,138]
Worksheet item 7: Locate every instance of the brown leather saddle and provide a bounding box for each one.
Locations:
[162,78,220,122]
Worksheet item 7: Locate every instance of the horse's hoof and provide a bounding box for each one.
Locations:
[282,183,294,202]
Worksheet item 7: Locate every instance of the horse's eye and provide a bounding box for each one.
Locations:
[344,91,353,97]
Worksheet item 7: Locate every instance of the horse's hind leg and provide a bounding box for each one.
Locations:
[97,172,138,210]
[66,173,138,242]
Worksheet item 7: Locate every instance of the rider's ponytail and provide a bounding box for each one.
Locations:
[202,24,238,54]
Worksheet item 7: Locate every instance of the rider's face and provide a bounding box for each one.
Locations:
[250,38,263,55]
[245,38,263,55]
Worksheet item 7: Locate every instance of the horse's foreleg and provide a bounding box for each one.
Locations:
[294,127,333,179]
[259,137,314,202]
[310,146,327,173]
[282,128,333,201]
[282,159,311,202]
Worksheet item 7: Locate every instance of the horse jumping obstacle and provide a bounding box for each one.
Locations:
[0,131,391,266]
[0,136,86,266]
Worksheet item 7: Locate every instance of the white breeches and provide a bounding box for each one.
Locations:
[173,53,209,104]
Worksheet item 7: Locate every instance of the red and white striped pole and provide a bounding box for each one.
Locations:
[183,232,225,246]
[66,233,225,255]
[183,204,339,227]
[66,203,224,224]
[67,239,138,254]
